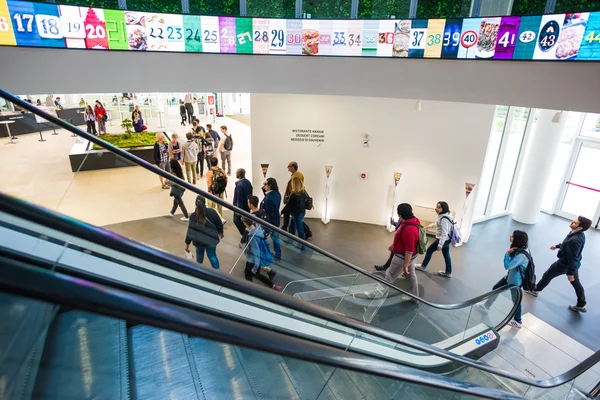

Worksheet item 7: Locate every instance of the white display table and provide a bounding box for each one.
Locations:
[0,120,17,144]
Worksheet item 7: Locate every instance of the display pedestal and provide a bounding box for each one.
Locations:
[69,141,155,172]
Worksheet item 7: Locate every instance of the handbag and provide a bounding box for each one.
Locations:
[170,184,185,197]
[304,191,314,210]
[102,114,108,122]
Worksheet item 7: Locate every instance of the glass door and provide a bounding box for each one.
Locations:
[557,139,600,228]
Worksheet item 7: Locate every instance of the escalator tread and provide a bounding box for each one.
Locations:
[33,310,128,400]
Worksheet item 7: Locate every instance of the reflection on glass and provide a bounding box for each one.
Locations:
[126,0,182,13]
[416,0,471,18]
[555,0,600,13]
[302,0,352,18]
[358,0,410,19]
[479,0,513,16]
[510,0,547,16]
[473,105,509,220]
[189,0,240,16]
[247,0,296,18]
[561,143,600,218]
[489,107,530,216]
[580,113,600,139]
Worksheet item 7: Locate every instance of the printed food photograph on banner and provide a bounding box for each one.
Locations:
[534,14,565,60]
[393,20,411,57]
[476,17,500,58]
[302,28,319,55]
[555,13,589,60]
[124,11,147,50]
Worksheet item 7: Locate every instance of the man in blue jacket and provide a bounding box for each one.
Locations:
[233,168,253,236]
[261,177,282,259]
[527,216,592,312]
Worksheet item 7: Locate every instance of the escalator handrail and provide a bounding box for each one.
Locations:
[0,255,527,400]
[0,88,520,313]
[3,188,599,390]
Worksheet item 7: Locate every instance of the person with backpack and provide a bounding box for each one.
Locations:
[480,230,530,328]
[185,196,223,270]
[526,216,591,313]
[241,217,281,291]
[192,120,206,177]
[206,157,227,224]
[261,177,282,260]
[219,125,233,176]
[206,123,221,152]
[383,204,422,297]
[233,168,253,236]
[416,201,455,278]
[168,161,189,221]
[281,177,307,249]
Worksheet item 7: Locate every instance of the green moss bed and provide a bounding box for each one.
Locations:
[92,132,158,150]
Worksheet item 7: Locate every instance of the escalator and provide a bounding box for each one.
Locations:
[1,90,599,399]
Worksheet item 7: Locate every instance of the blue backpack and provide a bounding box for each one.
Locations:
[257,236,274,267]
[441,216,462,245]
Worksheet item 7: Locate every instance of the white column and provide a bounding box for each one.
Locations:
[512,109,566,224]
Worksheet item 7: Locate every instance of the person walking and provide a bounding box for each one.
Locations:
[168,133,182,172]
[132,111,146,132]
[374,218,402,272]
[206,157,228,224]
[168,161,189,221]
[83,105,97,135]
[380,204,421,297]
[182,132,199,185]
[184,92,194,123]
[526,216,591,312]
[416,201,454,278]
[480,230,529,328]
[219,125,233,176]
[179,100,187,126]
[233,168,253,236]
[261,177,282,260]
[153,132,169,189]
[281,177,307,247]
[185,196,223,270]
[192,120,206,177]
[242,217,281,291]
[94,101,107,135]
[131,104,143,121]
[204,131,216,173]
[206,123,221,151]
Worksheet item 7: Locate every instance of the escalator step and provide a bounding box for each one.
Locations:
[129,326,203,400]
[33,310,129,400]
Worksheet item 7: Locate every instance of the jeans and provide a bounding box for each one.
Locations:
[184,161,197,184]
[196,246,220,269]
[170,196,189,218]
[97,118,106,134]
[185,103,194,123]
[271,232,282,259]
[86,120,97,135]
[385,254,418,296]
[181,113,187,125]
[234,213,246,236]
[485,277,522,322]
[205,155,213,171]
[421,239,452,274]
[244,261,274,287]
[221,150,232,175]
[289,213,306,240]
[196,152,204,176]
[536,261,586,307]
[281,212,290,231]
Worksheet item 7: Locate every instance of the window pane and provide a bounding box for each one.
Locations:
[247,0,296,17]
[358,0,411,19]
[479,0,513,16]
[416,0,471,18]
[555,1,600,13]
[303,0,353,18]
[580,113,600,139]
[126,0,182,13]
[473,105,509,220]
[561,143,600,217]
[490,107,530,216]
[542,112,583,211]
[510,0,547,16]
[190,0,240,16]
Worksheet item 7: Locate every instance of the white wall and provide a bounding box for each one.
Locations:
[250,93,495,226]
[1,47,599,113]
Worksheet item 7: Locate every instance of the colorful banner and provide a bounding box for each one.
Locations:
[260,163,269,178]
[0,1,599,61]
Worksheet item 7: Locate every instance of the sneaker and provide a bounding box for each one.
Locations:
[268,270,277,281]
[477,303,491,311]
[415,265,427,272]
[569,305,587,313]
[507,320,522,329]
[272,285,282,292]
[374,265,387,272]
[525,290,539,297]
[221,219,227,226]
[181,217,189,221]
[438,271,452,278]
[168,212,174,217]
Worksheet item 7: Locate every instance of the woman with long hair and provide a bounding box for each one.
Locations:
[83,105,97,135]
[94,100,107,135]
[184,196,223,269]
[416,201,454,277]
[153,132,169,189]
[281,176,307,245]
[480,230,530,328]
[168,162,189,220]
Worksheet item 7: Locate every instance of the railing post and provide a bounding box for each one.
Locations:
[296,0,302,18]
[545,0,557,14]
[118,0,127,10]
[351,0,358,18]
[409,0,418,18]
[240,0,247,16]
[182,0,189,14]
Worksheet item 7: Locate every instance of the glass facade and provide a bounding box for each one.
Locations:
[189,0,240,16]
[555,0,600,13]
[126,0,182,13]
[415,0,471,19]
[247,0,296,18]
[302,0,353,18]
[510,0,547,16]
[358,0,411,19]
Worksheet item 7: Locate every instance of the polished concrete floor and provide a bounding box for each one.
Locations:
[103,210,600,352]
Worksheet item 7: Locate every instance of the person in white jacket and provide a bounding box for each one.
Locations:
[415,201,454,278]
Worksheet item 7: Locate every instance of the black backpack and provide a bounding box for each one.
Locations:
[211,169,227,195]
[517,249,537,291]
[224,134,233,151]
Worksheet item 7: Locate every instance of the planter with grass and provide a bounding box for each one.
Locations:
[69,128,162,172]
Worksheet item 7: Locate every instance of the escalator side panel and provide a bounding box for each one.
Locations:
[187,336,256,400]
[33,310,129,400]
[277,356,341,400]
[342,369,404,400]
[317,364,378,400]
[129,326,202,400]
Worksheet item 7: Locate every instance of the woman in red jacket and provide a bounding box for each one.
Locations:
[94,100,107,135]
